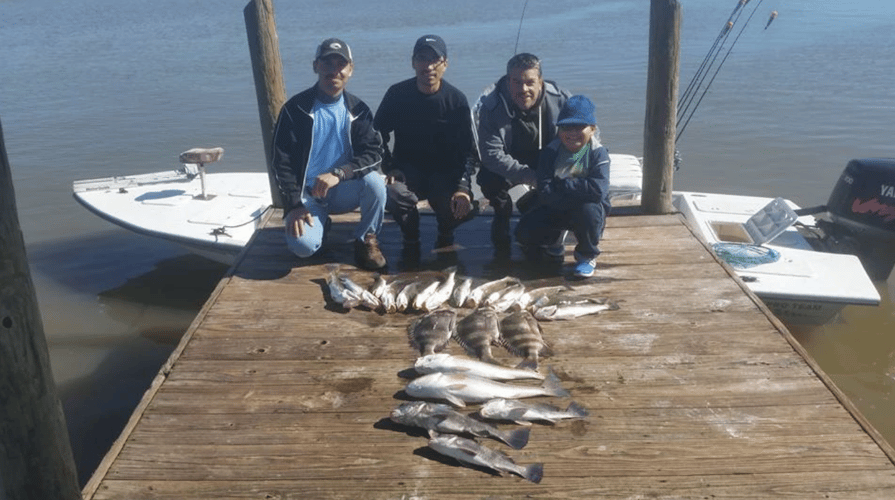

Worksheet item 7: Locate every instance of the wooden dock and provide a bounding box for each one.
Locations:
[83,209,895,499]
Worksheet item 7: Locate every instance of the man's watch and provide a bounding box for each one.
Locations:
[333,167,348,181]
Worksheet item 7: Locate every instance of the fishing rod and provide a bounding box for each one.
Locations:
[676,1,777,143]
[513,0,530,54]
[677,0,748,119]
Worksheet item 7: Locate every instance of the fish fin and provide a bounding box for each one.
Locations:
[566,401,590,418]
[505,408,531,425]
[524,463,545,484]
[542,371,570,398]
[503,427,531,450]
[444,392,467,407]
[515,358,539,371]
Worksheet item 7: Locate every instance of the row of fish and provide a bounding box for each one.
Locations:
[390,352,589,483]
[326,265,619,321]
[410,308,549,370]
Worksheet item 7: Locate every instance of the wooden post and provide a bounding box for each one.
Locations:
[245,0,287,209]
[642,0,681,214]
[0,118,80,499]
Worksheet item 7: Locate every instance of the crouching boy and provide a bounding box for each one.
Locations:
[514,95,610,278]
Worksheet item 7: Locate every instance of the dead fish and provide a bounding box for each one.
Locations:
[405,371,570,407]
[489,283,529,313]
[369,274,388,300]
[451,277,472,308]
[325,264,360,309]
[478,398,589,425]
[529,290,590,310]
[414,353,544,381]
[390,401,530,450]
[532,297,619,321]
[408,310,457,356]
[499,310,548,370]
[525,284,575,309]
[395,281,419,312]
[427,432,544,483]
[454,308,501,363]
[465,277,520,309]
[422,268,457,312]
[340,275,380,310]
[411,280,441,311]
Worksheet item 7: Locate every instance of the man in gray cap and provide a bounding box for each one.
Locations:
[374,34,477,260]
[271,37,388,270]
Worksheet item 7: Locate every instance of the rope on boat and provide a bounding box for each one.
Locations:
[712,242,780,269]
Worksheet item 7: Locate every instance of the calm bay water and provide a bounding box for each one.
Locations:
[2,0,893,485]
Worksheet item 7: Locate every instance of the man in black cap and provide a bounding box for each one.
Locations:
[271,37,388,270]
[374,34,477,259]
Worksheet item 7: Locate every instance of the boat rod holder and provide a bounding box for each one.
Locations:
[179,147,224,200]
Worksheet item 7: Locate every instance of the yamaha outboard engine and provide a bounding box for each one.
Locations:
[818,158,895,280]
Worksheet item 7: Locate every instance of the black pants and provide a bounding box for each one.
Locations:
[514,201,606,259]
[475,167,514,219]
[386,170,464,241]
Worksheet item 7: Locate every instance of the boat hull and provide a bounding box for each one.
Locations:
[674,191,880,326]
[73,170,272,266]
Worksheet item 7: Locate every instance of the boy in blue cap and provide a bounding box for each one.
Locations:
[514,95,611,278]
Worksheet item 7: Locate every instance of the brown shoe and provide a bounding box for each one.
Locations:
[355,232,387,270]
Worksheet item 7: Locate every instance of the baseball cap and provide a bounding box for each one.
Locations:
[556,95,597,126]
[413,35,447,60]
[315,38,352,62]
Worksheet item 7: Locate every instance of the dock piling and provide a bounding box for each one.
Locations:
[1,118,80,499]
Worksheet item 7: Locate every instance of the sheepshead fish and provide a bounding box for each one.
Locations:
[465,277,520,309]
[422,268,456,312]
[532,297,619,321]
[408,310,457,356]
[404,371,570,407]
[325,265,360,309]
[390,401,530,450]
[478,398,589,425]
[427,432,544,483]
[450,277,472,308]
[499,310,548,370]
[414,353,544,381]
[454,308,501,363]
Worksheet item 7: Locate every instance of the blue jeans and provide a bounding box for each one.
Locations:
[285,173,387,258]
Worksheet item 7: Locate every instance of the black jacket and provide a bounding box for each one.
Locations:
[271,85,383,214]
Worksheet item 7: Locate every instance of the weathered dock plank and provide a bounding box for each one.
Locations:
[83,212,895,499]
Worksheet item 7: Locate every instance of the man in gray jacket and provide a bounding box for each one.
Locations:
[476,53,571,254]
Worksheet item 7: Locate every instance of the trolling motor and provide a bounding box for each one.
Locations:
[795,158,895,281]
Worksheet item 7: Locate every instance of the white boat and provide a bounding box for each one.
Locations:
[673,190,880,324]
[73,148,272,266]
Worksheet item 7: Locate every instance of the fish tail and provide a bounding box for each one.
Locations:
[515,357,539,371]
[566,401,590,419]
[501,426,531,450]
[524,462,545,483]
[542,372,570,398]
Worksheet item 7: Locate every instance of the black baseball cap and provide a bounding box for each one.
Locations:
[413,35,447,59]
[315,38,352,62]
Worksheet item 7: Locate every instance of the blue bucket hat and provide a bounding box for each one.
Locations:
[556,95,597,126]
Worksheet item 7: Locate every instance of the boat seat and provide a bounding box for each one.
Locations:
[179,147,224,165]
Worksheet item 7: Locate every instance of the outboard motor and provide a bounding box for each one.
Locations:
[818,158,895,280]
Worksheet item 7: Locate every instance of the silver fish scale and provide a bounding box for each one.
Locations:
[453,308,500,361]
